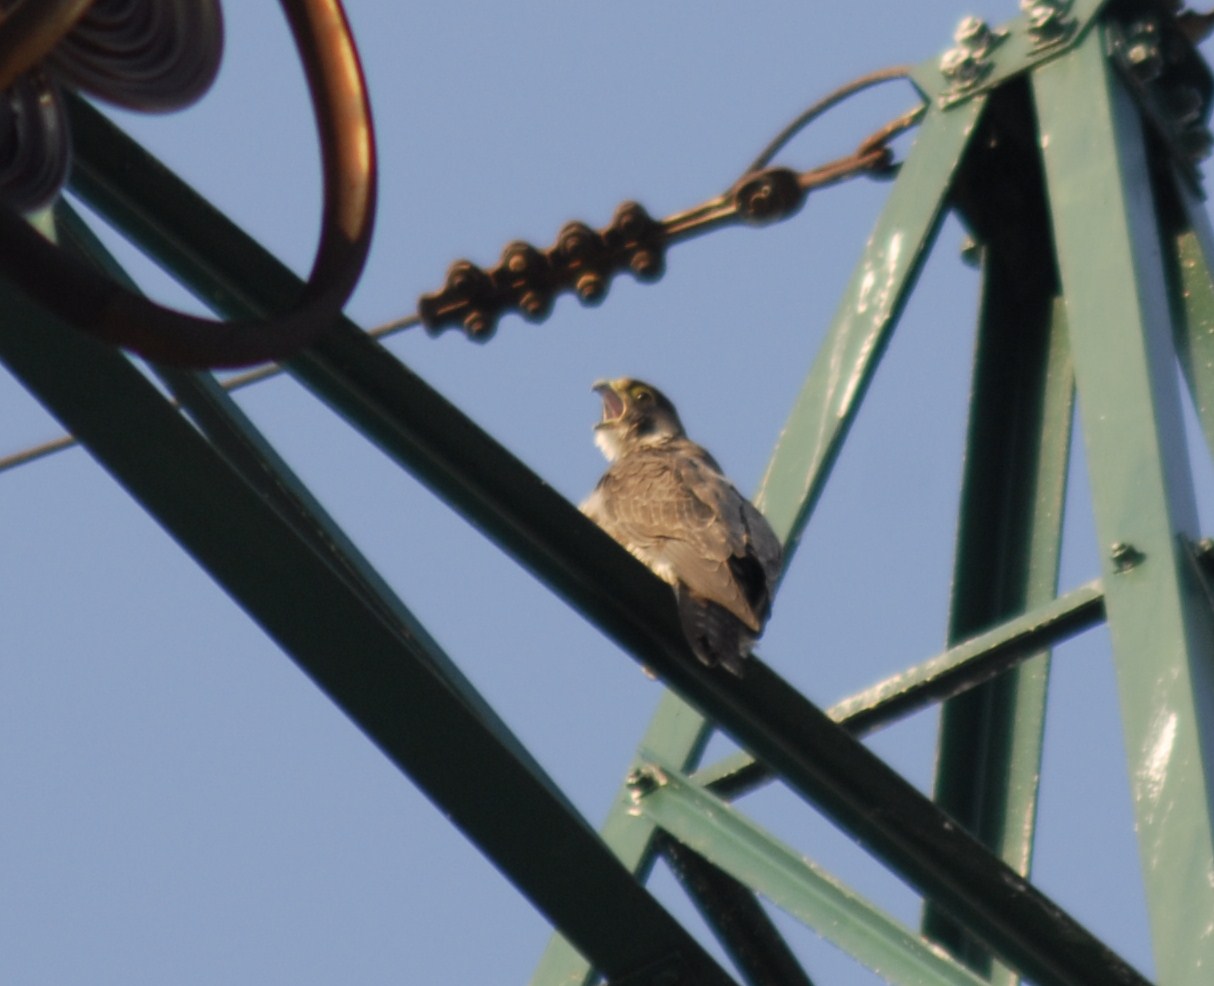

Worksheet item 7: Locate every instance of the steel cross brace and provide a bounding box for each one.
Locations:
[629,754,990,986]
[64,84,1174,986]
[0,213,742,986]
[542,5,1214,985]
[47,78,1165,986]
[1035,21,1214,983]
[26,7,1214,976]
[910,0,1111,109]
[924,73,1075,983]
[43,94,1158,986]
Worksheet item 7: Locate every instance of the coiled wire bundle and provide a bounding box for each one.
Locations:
[0,0,222,211]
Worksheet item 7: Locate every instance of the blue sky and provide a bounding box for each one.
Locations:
[3,2,1210,982]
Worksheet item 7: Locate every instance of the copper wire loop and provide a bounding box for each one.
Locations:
[0,0,92,92]
[0,0,377,368]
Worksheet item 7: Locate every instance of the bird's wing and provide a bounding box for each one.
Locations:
[592,443,775,631]
[739,497,783,602]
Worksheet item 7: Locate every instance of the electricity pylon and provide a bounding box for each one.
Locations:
[2,1,1213,984]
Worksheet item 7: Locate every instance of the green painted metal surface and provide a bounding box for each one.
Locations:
[631,754,989,986]
[1035,21,1214,984]
[52,198,577,824]
[58,94,1149,986]
[925,75,1076,980]
[528,691,713,986]
[910,0,1108,108]
[756,94,986,558]
[659,838,817,986]
[692,577,1103,799]
[8,7,1211,982]
[0,272,744,986]
[4,207,747,986]
[1169,179,1214,461]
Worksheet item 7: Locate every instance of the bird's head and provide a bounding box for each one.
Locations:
[592,378,685,461]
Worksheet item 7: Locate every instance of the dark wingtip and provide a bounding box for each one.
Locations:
[677,591,751,678]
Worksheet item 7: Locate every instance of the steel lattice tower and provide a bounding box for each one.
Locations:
[3,1,1214,984]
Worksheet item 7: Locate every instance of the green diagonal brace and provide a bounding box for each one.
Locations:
[926,81,1076,979]
[1034,22,1214,984]
[1167,176,1214,462]
[52,200,563,791]
[755,94,988,555]
[692,577,1104,798]
[629,753,991,986]
[59,95,1144,986]
[0,275,739,986]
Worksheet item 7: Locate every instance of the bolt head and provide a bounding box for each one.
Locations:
[955,15,990,47]
[1124,19,1164,80]
[625,764,665,798]
[1020,0,1055,18]
[1110,541,1146,572]
[940,46,984,86]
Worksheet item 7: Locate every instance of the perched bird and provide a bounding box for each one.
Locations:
[581,378,782,675]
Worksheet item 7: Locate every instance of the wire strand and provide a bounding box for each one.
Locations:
[3,67,923,473]
[739,65,917,178]
[0,312,421,477]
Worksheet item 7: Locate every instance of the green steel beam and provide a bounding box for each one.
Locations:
[1165,174,1214,462]
[657,837,818,986]
[52,181,741,985]
[755,94,987,561]
[926,79,1075,983]
[57,97,1153,986]
[0,278,740,986]
[691,577,1104,800]
[291,260,1152,986]
[529,691,714,986]
[52,201,553,784]
[909,0,1108,109]
[1035,22,1214,984]
[827,578,1093,735]
[630,755,991,986]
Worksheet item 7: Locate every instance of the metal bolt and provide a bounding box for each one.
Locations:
[625,763,665,800]
[1021,0,1056,28]
[940,47,975,83]
[959,235,983,268]
[1020,0,1073,45]
[1124,18,1163,82]
[1110,542,1146,572]
[940,16,1005,89]
[955,15,994,52]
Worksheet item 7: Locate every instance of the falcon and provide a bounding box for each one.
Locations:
[581,377,782,675]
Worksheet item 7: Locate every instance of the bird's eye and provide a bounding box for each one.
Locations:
[634,388,652,402]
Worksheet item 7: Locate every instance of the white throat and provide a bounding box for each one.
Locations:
[594,426,623,462]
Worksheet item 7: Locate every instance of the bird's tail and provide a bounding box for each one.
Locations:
[676,590,752,677]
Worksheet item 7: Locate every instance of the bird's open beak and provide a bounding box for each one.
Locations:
[592,379,625,425]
